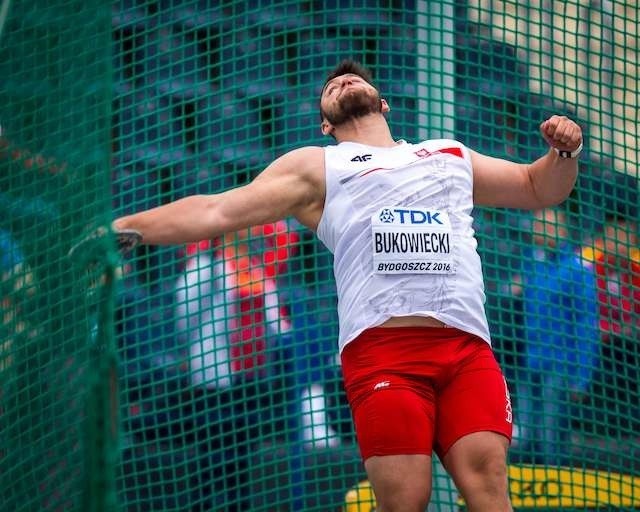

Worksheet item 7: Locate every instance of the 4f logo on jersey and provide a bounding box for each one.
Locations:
[378,208,444,225]
[351,153,372,162]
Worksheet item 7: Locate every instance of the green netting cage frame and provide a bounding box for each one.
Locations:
[1,1,639,511]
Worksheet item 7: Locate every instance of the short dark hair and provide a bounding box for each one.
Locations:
[319,59,376,120]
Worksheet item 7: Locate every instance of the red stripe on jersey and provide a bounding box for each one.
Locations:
[357,147,464,178]
[359,167,392,177]
[415,146,464,159]
[439,147,464,158]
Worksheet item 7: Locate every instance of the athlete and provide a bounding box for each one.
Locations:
[114,60,584,511]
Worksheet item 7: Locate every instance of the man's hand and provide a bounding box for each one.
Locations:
[539,115,583,156]
[114,228,143,254]
[68,225,142,265]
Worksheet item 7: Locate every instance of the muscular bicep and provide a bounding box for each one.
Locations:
[471,150,543,209]
[212,146,325,233]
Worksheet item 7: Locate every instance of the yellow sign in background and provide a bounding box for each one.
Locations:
[344,465,640,511]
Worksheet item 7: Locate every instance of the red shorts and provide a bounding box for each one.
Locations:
[340,326,513,461]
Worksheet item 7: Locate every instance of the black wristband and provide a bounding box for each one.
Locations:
[554,141,583,159]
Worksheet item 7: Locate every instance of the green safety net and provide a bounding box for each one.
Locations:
[1,1,638,511]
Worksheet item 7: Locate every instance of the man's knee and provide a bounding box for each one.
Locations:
[473,454,509,492]
[442,432,511,505]
[365,454,432,512]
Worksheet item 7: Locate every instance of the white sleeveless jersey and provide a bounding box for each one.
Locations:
[316,139,491,352]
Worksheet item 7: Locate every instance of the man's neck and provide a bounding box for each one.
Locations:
[334,115,397,147]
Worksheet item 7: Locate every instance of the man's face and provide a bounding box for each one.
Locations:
[320,73,382,127]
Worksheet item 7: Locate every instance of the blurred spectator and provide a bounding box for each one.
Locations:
[0,229,36,374]
[0,229,24,272]
[583,212,640,435]
[173,220,301,509]
[510,208,599,465]
[175,220,299,389]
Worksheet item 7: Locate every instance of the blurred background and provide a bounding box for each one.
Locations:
[0,1,638,510]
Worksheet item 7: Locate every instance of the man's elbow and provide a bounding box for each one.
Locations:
[530,176,577,208]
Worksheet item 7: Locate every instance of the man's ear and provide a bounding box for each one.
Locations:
[321,120,334,136]
[381,98,390,113]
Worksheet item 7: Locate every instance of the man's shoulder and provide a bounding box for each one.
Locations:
[284,145,326,158]
[254,146,325,199]
[271,146,326,193]
[274,146,325,173]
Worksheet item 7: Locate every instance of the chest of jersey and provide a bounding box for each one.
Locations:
[332,143,472,218]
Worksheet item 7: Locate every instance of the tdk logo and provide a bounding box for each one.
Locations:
[379,209,395,222]
[351,154,372,162]
[380,208,444,224]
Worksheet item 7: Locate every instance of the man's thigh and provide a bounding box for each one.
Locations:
[434,339,513,458]
[352,381,436,459]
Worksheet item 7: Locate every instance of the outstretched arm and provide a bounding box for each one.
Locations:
[472,115,583,209]
[113,146,326,245]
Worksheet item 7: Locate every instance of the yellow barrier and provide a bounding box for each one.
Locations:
[344,465,640,511]
[343,480,375,512]
[507,465,640,509]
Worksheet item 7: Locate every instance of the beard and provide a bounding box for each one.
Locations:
[323,87,382,126]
